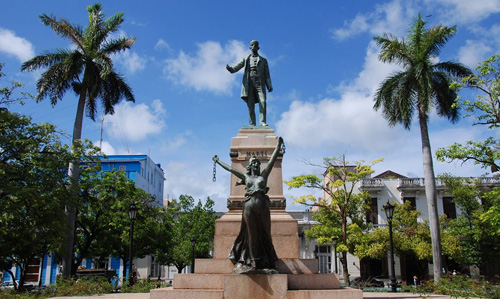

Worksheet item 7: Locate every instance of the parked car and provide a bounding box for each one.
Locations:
[350,277,385,288]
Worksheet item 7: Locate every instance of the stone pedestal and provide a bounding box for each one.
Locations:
[227,128,285,210]
[150,128,363,299]
[213,210,299,260]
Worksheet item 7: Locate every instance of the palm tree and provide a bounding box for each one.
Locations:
[373,14,471,282]
[22,3,136,277]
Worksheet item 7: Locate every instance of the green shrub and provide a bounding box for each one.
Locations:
[53,276,114,296]
[121,279,168,293]
[409,275,500,299]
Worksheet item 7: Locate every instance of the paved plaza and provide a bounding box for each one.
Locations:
[48,291,462,299]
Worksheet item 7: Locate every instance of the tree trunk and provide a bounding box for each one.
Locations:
[175,263,185,273]
[61,89,86,278]
[341,251,350,286]
[18,260,27,291]
[341,217,350,286]
[122,257,128,285]
[418,111,443,282]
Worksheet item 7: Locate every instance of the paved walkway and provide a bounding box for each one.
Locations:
[363,292,456,299]
[49,293,150,299]
[49,291,459,299]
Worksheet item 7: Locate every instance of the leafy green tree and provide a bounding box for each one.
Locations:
[0,109,71,290]
[481,187,500,237]
[355,201,461,280]
[439,175,500,274]
[21,3,136,277]
[285,156,381,285]
[436,55,500,275]
[157,195,217,273]
[373,14,471,281]
[111,189,162,282]
[76,167,160,281]
[0,63,33,107]
[436,54,500,172]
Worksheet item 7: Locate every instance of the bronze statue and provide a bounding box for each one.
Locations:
[226,40,273,127]
[212,137,283,274]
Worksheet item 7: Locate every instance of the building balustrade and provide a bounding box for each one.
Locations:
[397,176,499,190]
[359,178,385,189]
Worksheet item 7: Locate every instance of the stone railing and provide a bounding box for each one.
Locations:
[478,177,500,186]
[359,178,385,189]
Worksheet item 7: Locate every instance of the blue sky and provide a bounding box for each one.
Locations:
[1,0,499,211]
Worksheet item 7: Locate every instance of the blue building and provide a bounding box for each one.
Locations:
[98,155,165,206]
[2,155,165,287]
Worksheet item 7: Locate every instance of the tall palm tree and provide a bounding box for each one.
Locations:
[22,3,136,277]
[373,14,471,282]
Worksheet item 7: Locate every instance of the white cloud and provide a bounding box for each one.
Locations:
[154,39,171,51]
[458,40,492,67]
[96,140,117,155]
[277,40,404,151]
[104,99,165,142]
[457,24,500,66]
[0,28,35,62]
[163,131,192,152]
[428,0,500,24]
[163,40,247,94]
[165,160,229,211]
[330,0,414,40]
[332,15,370,41]
[114,51,146,74]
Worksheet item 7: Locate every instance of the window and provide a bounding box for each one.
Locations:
[316,245,332,273]
[366,198,378,224]
[403,197,416,210]
[150,256,161,278]
[442,197,456,219]
[119,165,126,172]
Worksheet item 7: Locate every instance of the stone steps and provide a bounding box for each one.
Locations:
[171,273,340,290]
[150,274,361,299]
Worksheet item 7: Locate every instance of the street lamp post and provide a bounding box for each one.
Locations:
[383,201,397,292]
[128,204,138,287]
[332,237,338,274]
[191,238,196,273]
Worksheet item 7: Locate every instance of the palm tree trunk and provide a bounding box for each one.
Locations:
[61,90,86,278]
[418,111,443,282]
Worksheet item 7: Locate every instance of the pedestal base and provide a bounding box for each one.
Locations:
[150,272,362,299]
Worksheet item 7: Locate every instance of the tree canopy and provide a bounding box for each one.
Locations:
[155,195,217,273]
[285,156,381,285]
[0,109,72,289]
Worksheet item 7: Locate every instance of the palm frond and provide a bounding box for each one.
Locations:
[434,61,472,78]
[431,72,459,122]
[21,50,69,71]
[374,71,416,129]
[36,63,73,105]
[423,25,457,58]
[104,12,125,34]
[101,37,136,55]
[40,14,84,51]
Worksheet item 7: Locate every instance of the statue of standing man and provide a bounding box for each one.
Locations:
[226,40,273,127]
